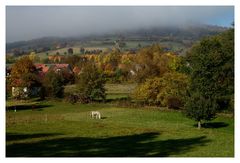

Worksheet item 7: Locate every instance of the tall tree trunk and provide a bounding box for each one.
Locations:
[198,121,201,129]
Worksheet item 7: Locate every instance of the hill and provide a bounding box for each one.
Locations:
[6,24,228,56]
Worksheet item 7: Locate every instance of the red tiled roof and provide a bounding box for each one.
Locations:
[35,64,50,73]
[73,66,81,74]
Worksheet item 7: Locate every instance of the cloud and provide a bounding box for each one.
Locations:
[6,6,234,42]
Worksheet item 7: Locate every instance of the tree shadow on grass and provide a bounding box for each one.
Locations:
[193,122,229,129]
[6,132,211,157]
[202,122,229,128]
[6,133,60,141]
[6,104,53,111]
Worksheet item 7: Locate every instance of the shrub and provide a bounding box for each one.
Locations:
[77,93,91,104]
[185,92,217,129]
[66,94,79,104]
[131,72,189,107]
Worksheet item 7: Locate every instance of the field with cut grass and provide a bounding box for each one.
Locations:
[6,99,234,157]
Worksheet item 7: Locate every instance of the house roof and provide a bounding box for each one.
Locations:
[50,64,72,73]
[35,64,50,73]
[73,66,81,74]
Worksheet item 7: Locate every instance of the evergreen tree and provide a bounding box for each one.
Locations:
[185,91,217,129]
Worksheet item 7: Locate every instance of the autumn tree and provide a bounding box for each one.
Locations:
[133,44,170,83]
[10,56,40,87]
[29,52,36,61]
[108,49,121,70]
[9,56,41,98]
[30,52,40,63]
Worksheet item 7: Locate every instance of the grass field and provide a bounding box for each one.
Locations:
[64,83,137,100]
[36,46,107,59]
[6,99,234,157]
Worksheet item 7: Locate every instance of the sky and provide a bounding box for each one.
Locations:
[6,6,234,43]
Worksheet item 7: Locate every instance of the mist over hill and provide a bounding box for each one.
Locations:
[6,24,228,55]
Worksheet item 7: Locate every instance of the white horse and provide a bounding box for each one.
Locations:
[90,111,101,119]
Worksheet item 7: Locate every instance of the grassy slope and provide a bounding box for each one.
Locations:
[35,39,186,61]
[6,100,234,157]
[36,46,107,60]
[104,83,137,99]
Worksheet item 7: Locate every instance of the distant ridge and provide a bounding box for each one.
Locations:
[6,24,228,54]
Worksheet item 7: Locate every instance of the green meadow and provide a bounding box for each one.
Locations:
[6,99,234,157]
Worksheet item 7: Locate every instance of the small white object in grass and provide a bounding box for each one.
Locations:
[90,111,101,119]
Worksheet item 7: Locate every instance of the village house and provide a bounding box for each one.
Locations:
[51,64,72,73]
[72,66,81,75]
[35,63,72,75]
[35,64,50,79]
[7,63,73,98]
